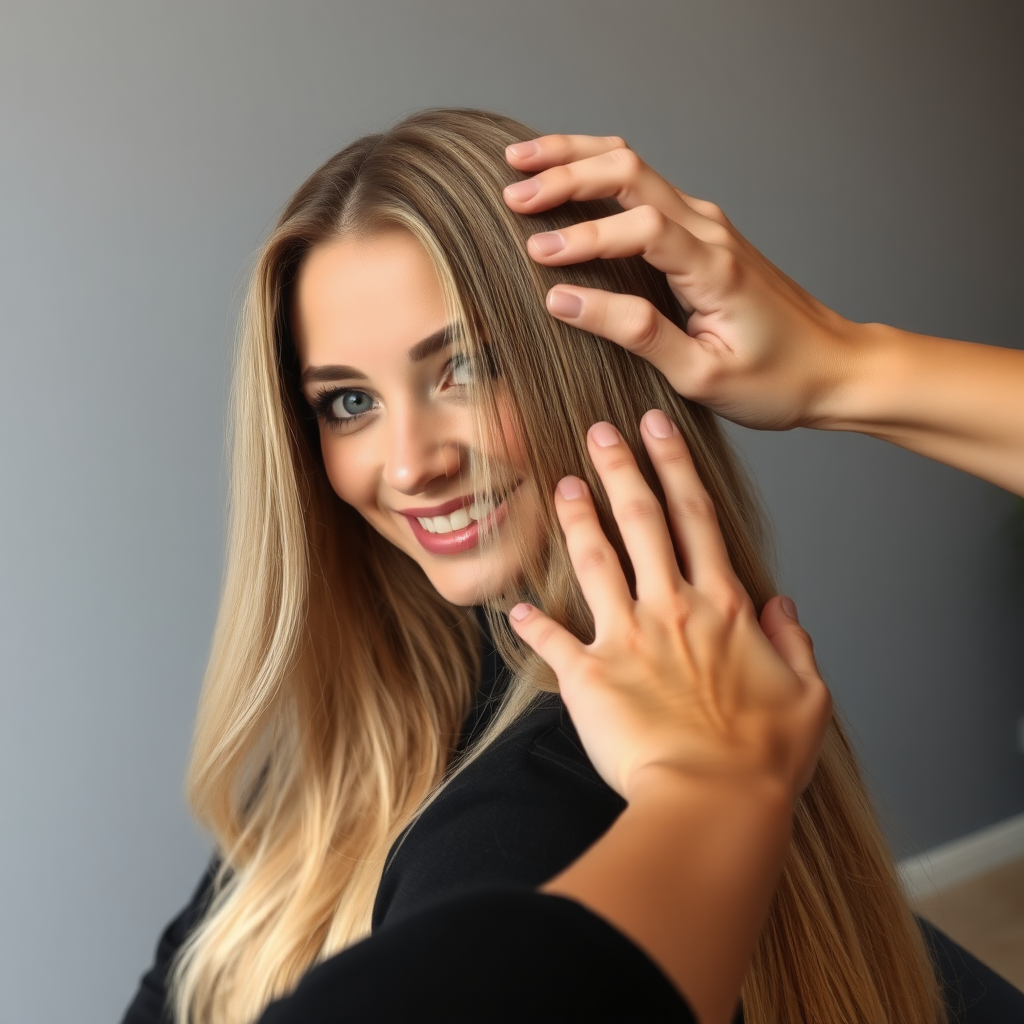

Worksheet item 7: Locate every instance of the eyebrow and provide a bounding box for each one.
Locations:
[299,324,461,389]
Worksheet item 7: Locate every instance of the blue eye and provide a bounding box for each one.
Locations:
[310,387,379,431]
[331,390,375,419]
[446,354,475,387]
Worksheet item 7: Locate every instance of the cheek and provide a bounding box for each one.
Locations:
[495,397,528,475]
[320,434,369,509]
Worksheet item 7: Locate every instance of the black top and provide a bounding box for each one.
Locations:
[371,633,626,931]
[121,624,1024,1023]
[256,886,696,1024]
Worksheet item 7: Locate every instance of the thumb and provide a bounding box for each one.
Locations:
[507,602,584,680]
[759,595,820,685]
[760,596,833,796]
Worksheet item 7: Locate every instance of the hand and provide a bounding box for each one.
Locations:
[503,135,859,431]
[508,409,832,805]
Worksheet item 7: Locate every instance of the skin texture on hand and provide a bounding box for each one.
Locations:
[509,410,832,1024]
[504,135,1024,497]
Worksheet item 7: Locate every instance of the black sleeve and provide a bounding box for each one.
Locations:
[257,886,697,1024]
[373,696,627,930]
[918,916,1024,1023]
[120,862,217,1024]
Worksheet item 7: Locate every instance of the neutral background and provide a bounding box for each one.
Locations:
[1,1,1021,1021]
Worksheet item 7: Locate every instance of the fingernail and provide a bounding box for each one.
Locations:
[557,476,587,500]
[531,232,565,256]
[509,602,532,621]
[507,141,540,160]
[547,288,583,318]
[504,178,541,202]
[644,409,674,438]
[590,422,620,447]
[780,596,799,621]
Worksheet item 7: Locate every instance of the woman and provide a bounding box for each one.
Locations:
[123,108,945,1024]
[255,410,833,1024]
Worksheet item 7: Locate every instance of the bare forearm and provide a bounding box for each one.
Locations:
[542,772,793,1024]
[820,323,1024,496]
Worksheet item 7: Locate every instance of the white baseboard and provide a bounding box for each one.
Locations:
[899,811,1024,902]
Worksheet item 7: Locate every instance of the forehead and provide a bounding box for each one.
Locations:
[292,229,449,369]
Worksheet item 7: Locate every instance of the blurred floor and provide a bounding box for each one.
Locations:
[913,857,1024,990]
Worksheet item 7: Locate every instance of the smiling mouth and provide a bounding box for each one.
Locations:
[414,492,501,534]
[401,482,521,554]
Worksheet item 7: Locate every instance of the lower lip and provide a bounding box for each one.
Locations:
[404,499,511,555]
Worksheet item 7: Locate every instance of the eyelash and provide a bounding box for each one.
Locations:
[309,355,477,432]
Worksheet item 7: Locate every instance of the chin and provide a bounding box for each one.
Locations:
[424,562,514,609]
[427,576,492,609]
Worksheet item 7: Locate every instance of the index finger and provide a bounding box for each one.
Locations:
[505,134,629,171]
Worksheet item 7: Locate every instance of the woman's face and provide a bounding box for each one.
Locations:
[292,229,542,608]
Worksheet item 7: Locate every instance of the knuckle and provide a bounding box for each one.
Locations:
[686,361,723,396]
[621,300,662,354]
[618,497,663,524]
[715,588,749,620]
[779,621,815,657]
[792,624,815,653]
[535,622,558,649]
[542,134,572,160]
[608,145,644,179]
[633,203,668,236]
[578,654,607,688]
[704,222,733,247]
[560,503,594,528]
[672,493,717,521]
[548,163,574,192]
[573,544,612,575]
[600,450,637,474]
[715,249,742,289]
[650,443,692,469]
[702,200,726,223]
[575,218,601,249]
[604,135,628,151]
[621,619,646,654]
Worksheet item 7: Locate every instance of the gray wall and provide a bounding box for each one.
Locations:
[1,1,1021,1021]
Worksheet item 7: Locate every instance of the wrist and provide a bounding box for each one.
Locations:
[808,320,906,432]
[626,762,795,834]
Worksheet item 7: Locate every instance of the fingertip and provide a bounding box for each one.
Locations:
[505,178,542,205]
[506,140,540,162]
[547,287,583,319]
[556,475,588,501]
[508,602,533,623]
[641,408,676,439]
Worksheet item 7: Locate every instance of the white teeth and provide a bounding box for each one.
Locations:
[415,495,499,535]
[469,497,495,521]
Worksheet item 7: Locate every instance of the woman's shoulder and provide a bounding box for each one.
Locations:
[372,693,626,931]
[120,860,219,1024]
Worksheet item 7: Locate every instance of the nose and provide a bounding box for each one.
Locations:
[382,404,465,495]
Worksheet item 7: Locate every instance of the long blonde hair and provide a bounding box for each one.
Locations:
[173,108,946,1024]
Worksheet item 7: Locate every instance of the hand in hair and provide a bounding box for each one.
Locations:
[502,134,849,433]
[508,409,830,805]
[508,409,832,1024]
[504,135,1024,496]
